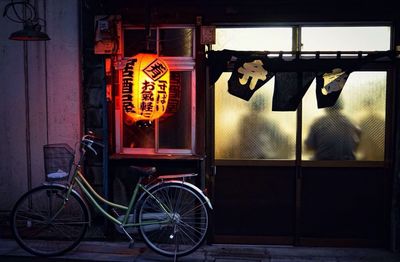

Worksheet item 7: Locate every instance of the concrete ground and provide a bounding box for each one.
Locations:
[1,212,400,262]
[1,238,400,262]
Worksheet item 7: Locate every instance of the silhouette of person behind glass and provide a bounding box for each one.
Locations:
[238,94,290,159]
[305,99,361,160]
[357,99,385,160]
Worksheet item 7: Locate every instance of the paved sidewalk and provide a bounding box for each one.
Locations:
[1,238,400,262]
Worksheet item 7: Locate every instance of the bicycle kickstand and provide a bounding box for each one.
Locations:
[119,225,135,248]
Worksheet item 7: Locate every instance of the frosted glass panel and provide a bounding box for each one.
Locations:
[215,73,296,160]
[301,26,390,51]
[214,27,294,160]
[213,28,292,51]
[302,72,386,161]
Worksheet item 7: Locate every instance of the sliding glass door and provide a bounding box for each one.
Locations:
[211,25,392,246]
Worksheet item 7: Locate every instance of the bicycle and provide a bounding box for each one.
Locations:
[10,133,212,258]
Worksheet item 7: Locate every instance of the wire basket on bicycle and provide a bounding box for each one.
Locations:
[43,144,74,182]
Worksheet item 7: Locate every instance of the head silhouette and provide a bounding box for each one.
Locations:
[251,94,267,112]
[325,97,344,113]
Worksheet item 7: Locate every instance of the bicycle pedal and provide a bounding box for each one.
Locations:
[128,240,135,249]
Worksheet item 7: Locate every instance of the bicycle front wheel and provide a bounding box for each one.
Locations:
[138,183,209,257]
[10,185,89,256]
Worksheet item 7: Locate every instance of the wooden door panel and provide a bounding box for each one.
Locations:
[213,166,296,244]
[299,166,387,247]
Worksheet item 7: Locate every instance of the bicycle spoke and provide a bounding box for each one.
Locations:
[179,202,203,218]
[157,188,174,212]
[15,214,47,224]
[50,223,79,240]
[174,187,184,214]
[11,185,89,256]
[139,184,208,257]
[17,223,51,238]
[174,225,179,256]
[177,220,206,236]
[51,221,89,226]
[175,224,198,245]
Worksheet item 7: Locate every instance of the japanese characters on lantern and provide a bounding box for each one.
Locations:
[122,53,170,125]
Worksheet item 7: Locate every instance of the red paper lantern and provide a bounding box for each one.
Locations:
[121,53,170,125]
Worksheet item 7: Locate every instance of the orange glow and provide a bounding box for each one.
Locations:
[121,53,170,124]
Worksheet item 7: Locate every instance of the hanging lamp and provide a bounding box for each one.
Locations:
[3,0,50,41]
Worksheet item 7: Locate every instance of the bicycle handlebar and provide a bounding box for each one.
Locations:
[81,132,104,156]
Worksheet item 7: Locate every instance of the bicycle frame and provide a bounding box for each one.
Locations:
[63,166,172,230]
[56,138,211,234]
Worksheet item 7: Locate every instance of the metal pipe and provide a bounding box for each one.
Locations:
[23,2,32,191]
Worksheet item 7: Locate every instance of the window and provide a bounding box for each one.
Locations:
[213,26,390,161]
[302,72,387,161]
[116,26,195,154]
[213,27,296,160]
[301,26,389,161]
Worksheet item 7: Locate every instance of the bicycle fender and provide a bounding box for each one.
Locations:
[43,182,92,225]
[146,180,213,210]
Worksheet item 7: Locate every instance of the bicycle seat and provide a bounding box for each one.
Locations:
[128,166,157,177]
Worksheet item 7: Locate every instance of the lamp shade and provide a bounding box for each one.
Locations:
[9,23,50,41]
[122,53,170,124]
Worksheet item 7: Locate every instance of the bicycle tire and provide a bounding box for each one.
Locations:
[10,184,89,256]
[138,183,209,257]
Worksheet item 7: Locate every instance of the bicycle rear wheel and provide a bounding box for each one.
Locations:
[138,183,209,257]
[10,184,89,256]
